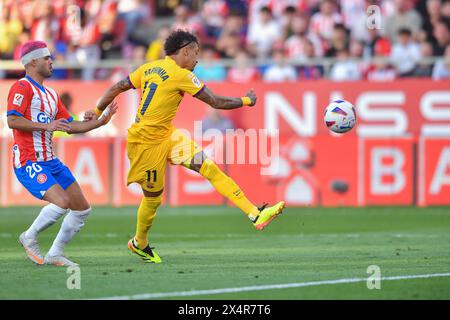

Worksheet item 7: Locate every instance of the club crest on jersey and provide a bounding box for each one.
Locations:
[37,173,47,184]
[37,112,52,123]
[13,93,24,106]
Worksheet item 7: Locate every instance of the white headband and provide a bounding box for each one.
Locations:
[21,47,51,66]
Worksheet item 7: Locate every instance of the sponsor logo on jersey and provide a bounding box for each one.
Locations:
[13,93,24,106]
[37,112,52,123]
[37,173,47,184]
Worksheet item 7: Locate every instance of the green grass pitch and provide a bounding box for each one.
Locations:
[0,206,450,300]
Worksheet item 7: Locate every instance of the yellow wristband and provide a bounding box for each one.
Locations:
[241,97,252,106]
[94,107,103,117]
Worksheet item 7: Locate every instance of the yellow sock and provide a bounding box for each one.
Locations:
[135,195,161,249]
[199,159,259,218]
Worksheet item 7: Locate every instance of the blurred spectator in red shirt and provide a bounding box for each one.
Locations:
[201,0,229,40]
[172,4,205,40]
[285,13,324,60]
[227,50,261,83]
[310,0,343,41]
[366,56,396,82]
[30,0,61,43]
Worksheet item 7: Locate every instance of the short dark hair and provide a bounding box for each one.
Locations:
[436,18,450,30]
[164,29,199,55]
[260,6,272,14]
[284,6,296,14]
[398,28,412,36]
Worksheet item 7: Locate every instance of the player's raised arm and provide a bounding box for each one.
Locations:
[87,77,134,120]
[195,87,257,110]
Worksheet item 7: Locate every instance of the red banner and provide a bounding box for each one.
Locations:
[361,138,414,205]
[56,137,112,205]
[418,137,450,206]
[1,80,450,207]
[2,136,450,207]
[2,80,450,139]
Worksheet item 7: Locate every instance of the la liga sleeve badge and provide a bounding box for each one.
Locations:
[13,93,24,106]
[190,74,201,88]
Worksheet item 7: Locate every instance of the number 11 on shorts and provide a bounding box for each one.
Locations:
[146,169,157,186]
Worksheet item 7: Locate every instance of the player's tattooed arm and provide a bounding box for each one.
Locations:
[96,78,133,112]
[195,87,257,109]
[84,78,132,121]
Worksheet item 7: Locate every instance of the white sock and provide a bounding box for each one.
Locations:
[48,208,91,257]
[25,204,68,239]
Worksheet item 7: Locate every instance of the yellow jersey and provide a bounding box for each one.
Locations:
[127,56,205,143]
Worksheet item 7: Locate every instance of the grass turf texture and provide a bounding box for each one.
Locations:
[0,206,449,300]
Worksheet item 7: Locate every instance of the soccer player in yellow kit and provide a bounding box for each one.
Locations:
[89,30,285,263]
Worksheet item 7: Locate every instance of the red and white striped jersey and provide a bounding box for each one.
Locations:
[310,12,343,40]
[7,75,73,168]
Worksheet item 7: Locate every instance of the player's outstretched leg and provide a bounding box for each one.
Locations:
[195,156,286,230]
[128,192,162,263]
[19,203,69,265]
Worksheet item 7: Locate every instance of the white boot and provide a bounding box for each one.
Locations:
[19,232,44,265]
[44,254,78,267]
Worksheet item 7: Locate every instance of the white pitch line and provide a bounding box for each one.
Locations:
[95,272,450,300]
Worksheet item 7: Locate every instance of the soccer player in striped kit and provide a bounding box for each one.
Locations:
[6,41,117,267]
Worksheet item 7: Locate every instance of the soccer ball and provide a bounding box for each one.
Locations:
[324,100,357,133]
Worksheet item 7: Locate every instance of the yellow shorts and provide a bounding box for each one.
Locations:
[126,128,202,192]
